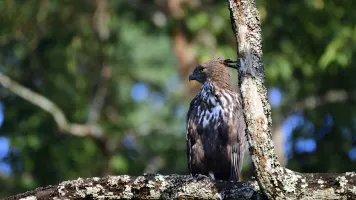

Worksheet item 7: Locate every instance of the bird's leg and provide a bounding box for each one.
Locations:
[223,59,240,70]
[223,58,257,77]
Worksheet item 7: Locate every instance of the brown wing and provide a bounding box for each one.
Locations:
[186,91,246,181]
[229,94,246,181]
[186,96,205,175]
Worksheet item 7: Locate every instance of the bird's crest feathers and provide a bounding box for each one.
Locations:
[205,58,239,69]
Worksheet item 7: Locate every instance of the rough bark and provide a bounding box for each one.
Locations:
[5,174,265,200]
[227,0,356,199]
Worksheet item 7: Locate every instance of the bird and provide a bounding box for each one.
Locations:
[186,58,246,181]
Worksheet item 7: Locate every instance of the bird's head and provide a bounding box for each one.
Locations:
[189,59,238,88]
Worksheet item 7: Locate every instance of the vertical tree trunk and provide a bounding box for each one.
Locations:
[227,0,356,199]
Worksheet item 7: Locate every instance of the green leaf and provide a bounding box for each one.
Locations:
[110,154,128,173]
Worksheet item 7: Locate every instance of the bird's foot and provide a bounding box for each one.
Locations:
[193,174,208,181]
[223,59,239,70]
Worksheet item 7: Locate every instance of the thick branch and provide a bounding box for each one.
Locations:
[0,72,103,138]
[5,175,264,200]
[227,0,356,199]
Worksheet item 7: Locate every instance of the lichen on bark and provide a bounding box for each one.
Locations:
[6,175,265,200]
[227,0,356,199]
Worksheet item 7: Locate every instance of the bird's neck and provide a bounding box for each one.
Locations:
[199,81,234,105]
[201,81,232,94]
[200,82,214,95]
[209,77,232,91]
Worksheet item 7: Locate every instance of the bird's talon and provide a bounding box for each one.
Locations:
[193,174,208,180]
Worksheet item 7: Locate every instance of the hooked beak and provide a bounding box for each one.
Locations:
[189,73,196,81]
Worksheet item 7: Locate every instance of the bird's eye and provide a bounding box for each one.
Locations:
[199,68,206,72]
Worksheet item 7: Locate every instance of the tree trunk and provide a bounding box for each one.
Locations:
[227,0,356,199]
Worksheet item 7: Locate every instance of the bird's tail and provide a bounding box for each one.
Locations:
[230,144,244,181]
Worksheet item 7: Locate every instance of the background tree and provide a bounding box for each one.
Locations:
[0,0,356,198]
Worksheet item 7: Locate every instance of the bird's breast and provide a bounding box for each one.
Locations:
[199,104,223,129]
[197,93,235,129]
[194,84,237,129]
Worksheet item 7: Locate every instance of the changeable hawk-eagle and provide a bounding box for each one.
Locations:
[186,59,246,181]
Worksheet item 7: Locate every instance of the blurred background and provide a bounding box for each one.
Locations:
[0,0,356,197]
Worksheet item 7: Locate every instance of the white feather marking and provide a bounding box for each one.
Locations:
[202,104,223,128]
[209,171,215,180]
[189,144,192,173]
[199,82,235,128]
[230,146,237,180]
[203,115,210,128]
[215,122,221,129]
[209,96,217,106]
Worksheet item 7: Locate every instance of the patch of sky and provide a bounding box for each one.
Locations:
[149,92,165,109]
[316,113,334,141]
[0,137,9,158]
[268,87,282,108]
[5,55,18,66]
[0,102,4,127]
[123,135,136,149]
[295,138,316,153]
[267,87,317,157]
[341,127,351,139]
[165,73,181,94]
[282,113,314,159]
[0,136,11,176]
[175,104,186,118]
[0,102,11,176]
[0,163,11,176]
[348,147,356,160]
[131,82,149,102]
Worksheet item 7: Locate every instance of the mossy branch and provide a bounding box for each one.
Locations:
[227,0,356,199]
[5,175,264,200]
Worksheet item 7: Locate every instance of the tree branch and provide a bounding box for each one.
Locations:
[5,174,265,200]
[293,89,356,112]
[227,0,356,199]
[0,72,103,138]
